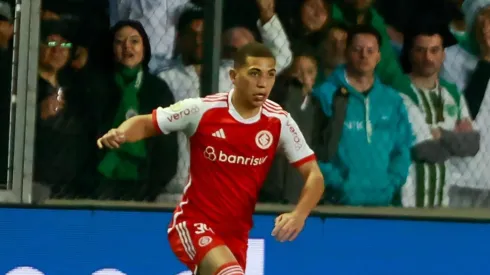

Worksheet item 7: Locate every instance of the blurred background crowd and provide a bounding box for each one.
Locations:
[1,0,490,209]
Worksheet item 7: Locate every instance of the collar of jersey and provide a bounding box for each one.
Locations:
[227,89,262,124]
[410,78,440,93]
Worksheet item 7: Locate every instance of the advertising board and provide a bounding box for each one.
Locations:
[0,207,489,275]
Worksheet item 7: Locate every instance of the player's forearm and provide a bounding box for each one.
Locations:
[117,114,158,142]
[293,170,325,219]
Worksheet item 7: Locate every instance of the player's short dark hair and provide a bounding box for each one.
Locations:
[345,25,382,49]
[177,6,204,34]
[233,42,275,68]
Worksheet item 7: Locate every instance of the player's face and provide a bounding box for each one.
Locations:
[230,56,276,108]
[410,34,445,77]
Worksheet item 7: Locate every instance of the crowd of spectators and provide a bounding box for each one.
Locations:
[1,0,490,208]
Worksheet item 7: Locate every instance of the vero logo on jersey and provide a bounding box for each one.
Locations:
[204,146,267,166]
[166,105,199,122]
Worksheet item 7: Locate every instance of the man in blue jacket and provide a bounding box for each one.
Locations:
[312,25,414,206]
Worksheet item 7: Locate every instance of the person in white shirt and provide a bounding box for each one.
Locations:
[441,0,490,207]
[399,25,479,207]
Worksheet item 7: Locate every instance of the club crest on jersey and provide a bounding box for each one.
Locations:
[255,130,273,150]
[198,236,212,247]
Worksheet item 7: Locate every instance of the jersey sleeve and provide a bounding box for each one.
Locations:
[152,97,203,137]
[279,113,316,167]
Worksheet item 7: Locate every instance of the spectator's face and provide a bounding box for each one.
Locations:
[41,10,61,20]
[321,27,347,68]
[344,0,373,11]
[410,34,444,77]
[301,0,328,33]
[0,20,13,43]
[290,56,318,93]
[230,56,276,108]
[181,19,204,63]
[346,34,380,75]
[113,26,145,68]
[475,7,490,51]
[223,27,255,55]
[39,34,71,71]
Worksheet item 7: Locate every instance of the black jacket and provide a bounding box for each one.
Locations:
[34,72,99,198]
[93,70,178,201]
[260,75,315,204]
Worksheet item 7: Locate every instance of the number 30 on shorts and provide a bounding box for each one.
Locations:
[194,223,214,247]
[193,223,214,235]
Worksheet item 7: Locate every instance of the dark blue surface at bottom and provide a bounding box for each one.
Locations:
[0,208,488,275]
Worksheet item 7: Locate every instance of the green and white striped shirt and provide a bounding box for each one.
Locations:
[401,81,471,207]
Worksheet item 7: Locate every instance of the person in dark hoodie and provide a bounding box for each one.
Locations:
[94,20,178,201]
[33,20,98,200]
[261,45,318,203]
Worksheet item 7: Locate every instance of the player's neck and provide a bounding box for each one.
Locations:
[231,91,261,119]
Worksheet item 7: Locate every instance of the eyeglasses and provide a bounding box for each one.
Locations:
[45,41,73,48]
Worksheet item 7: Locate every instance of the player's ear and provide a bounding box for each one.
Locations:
[229,69,237,83]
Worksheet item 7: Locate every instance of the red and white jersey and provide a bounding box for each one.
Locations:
[152,90,315,237]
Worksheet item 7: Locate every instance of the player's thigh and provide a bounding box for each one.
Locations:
[198,244,241,275]
[228,240,247,272]
[168,221,239,274]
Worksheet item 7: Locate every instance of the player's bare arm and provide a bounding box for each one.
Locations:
[97,114,157,149]
[272,160,324,242]
[98,98,202,149]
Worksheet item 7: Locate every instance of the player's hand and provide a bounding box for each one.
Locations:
[97,129,126,149]
[271,212,306,242]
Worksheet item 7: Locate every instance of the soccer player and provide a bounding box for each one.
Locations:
[97,42,325,275]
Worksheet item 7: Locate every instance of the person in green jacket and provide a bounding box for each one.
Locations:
[331,0,404,86]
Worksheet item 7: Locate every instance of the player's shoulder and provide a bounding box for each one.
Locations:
[202,92,229,103]
[199,92,229,111]
[168,93,228,111]
[262,99,290,120]
[166,97,202,112]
